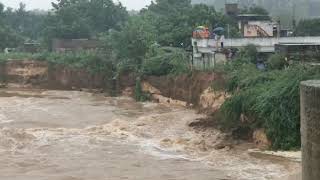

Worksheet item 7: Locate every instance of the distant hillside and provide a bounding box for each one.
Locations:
[191,0,224,10]
[192,0,320,27]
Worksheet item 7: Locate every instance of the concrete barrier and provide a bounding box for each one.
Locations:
[301,80,320,180]
[192,36,320,53]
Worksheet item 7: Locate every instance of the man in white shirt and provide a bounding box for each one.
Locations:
[220,35,225,49]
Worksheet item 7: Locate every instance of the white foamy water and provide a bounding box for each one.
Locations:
[0,88,300,180]
[0,114,13,124]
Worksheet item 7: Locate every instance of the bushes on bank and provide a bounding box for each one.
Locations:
[238,44,258,64]
[0,51,115,74]
[45,51,114,75]
[142,46,190,76]
[254,66,320,149]
[0,52,36,61]
[266,54,287,70]
[0,45,191,79]
[219,48,320,150]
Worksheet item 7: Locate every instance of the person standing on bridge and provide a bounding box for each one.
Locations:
[220,35,225,49]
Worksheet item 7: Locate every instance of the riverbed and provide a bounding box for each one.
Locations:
[0,88,300,180]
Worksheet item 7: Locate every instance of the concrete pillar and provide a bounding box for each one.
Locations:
[301,80,320,180]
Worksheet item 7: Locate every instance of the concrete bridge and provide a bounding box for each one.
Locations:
[192,36,320,53]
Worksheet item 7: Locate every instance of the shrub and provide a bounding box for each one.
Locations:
[219,59,320,150]
[267,54,287,70]
[142,46,190,76]
[238,44,258,64]
[0,52,35,61]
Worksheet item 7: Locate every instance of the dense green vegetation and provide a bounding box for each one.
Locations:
[0,0,223,94]
[3,3,46,41]
[0,0,318,51]
[217,46,320,150]
[239,6,270,16]
[0,0,234,72]
[295,18,320,36]
[0,51,113,74]
[0,2,46,48]
[143,46,190,76]
[0,4,23,49]
[43,0,128,48]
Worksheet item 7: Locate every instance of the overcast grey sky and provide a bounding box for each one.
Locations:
[0,0,152,10]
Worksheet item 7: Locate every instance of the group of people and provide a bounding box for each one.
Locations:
[192,26,225,49]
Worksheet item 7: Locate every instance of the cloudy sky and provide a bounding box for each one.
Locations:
[0,0,152,10]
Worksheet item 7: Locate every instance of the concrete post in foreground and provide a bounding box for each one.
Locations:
[301,80,320,180]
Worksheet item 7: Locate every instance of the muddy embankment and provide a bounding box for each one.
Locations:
[0,60,267,148]
[0,60,110,90]
[0,60,225,109]
[142,73,227,112]
[0,60,93,89]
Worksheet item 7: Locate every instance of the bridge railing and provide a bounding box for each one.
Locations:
[192,36,320,53]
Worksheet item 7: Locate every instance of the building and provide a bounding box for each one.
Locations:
[22,42,41,53]
[237,14,279,38]
[224,3,280,38]
[225,3,239,17]
[275,43,320,62]
[52,39,101,53]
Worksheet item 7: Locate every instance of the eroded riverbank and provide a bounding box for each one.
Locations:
[0,88,300,180]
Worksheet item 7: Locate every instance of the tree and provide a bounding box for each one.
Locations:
[0,3,24,50]
[188,4,221,29]
[0,3,4,16]
[140,0,227,47]
[47,0,128,38]
[43,0,128,49]
[107,15,157,71]
[0,25,23,49]
[87,0,128,33]
[103,0,239,73]
[240,6,269,16]
[144,0,193,47]
[295,18,320,36]
[143,46,189,76]
[4,3,47,40]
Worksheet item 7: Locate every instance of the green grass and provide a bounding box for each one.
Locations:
[218,51,320,150]
[0,52,37,62]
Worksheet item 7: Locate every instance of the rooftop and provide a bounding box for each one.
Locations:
[237,14,271,21]
[238,14,270,17]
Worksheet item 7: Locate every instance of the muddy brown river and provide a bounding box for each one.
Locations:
[0,88,299,180]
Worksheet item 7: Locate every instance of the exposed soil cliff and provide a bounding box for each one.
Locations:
[144,72,225,107]
[1,61,223,108]
[47,65,108,90]
[1,60,228,119]
[0,60,140,93]
[3,60,48,86]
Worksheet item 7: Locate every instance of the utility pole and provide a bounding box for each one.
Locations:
[292,3,296,29]
[292,3,296,36]
[305,0,310,18]
[227,24,230,38]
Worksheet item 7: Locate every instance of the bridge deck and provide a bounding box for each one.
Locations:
[192,36,320,53]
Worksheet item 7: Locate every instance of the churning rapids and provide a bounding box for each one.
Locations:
[0,88,299,180]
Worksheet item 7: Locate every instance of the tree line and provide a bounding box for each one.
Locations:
[1,0,320,51]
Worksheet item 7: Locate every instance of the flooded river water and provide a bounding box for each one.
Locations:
[0,88,299,180]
